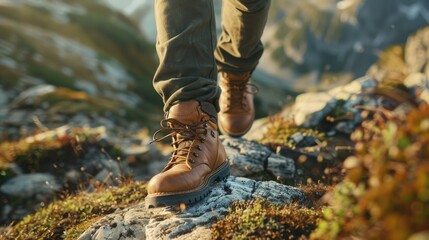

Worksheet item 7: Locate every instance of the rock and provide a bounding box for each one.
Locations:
[329,76,378,100]
[297,135,319,148]
[404,72,427,88]
[3,110,29,126]
[65,169,82,184]
[24,125,71,143]
[0,173,61,200]
[78,176,305,240]
[94,169,112,184]
[421,90,429,103]
[0,87,7,106]
[124,145,151,162]
[405,27,429,76]
[70,114,92,125]
[266,154,295,180]
[12,85,56,108]
[82,147,130,180]
[221,137,295,179]
[335,121,356,134]
[403,72,429,103]
[243,117,270,141]
[257,0,429,92]
[293,92,337,127]
[275,76,379,133]
[288,132,304,145]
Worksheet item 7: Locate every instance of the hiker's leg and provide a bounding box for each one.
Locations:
[215,0,271,75]
[153,0,220,115]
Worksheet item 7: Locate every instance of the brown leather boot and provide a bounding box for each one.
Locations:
[145,100,229,208]
[218,72,258,137]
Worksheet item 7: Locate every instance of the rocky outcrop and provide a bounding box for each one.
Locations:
[222,137,295,180]
[76,136,300,240]
[0,0,161,141]
[286,27,429,133]
[261,0,429,91]
[77,177,304,240]
[404,73,429,104]
[289,76,379,133]
[0,173,61,199]
[0,126,134,224]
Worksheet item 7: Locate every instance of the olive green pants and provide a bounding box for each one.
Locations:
[153,0,271,114]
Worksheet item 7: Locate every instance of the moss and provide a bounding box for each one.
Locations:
[260,116,324,149]
[36,88,121,115]
[0,127,124,174]
[0,66,23,89]
[299,184,333,208]
[212,199,323,240]
[27,64,76,90]
[1,181,147,240]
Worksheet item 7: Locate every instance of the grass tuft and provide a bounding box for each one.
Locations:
[1,181,147,240]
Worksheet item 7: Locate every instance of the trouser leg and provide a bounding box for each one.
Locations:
[215,0,271,75]
[153,0,220,114]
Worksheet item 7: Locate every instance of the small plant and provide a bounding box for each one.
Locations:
[312,103,429,240]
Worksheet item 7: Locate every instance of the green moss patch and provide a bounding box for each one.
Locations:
[212,199,322,240]
[0,126,122,168]
[261,116,324,149]
[1,181,147,240]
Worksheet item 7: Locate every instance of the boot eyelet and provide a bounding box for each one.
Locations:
[211,130,216,137]
[203,122,209,128]
[196,145,203,151]
[193,152,199,157]
[189,159,196,164]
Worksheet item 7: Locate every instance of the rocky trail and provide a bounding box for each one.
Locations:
[1,0,429,239]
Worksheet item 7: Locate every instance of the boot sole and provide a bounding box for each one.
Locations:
[145,161,230,208]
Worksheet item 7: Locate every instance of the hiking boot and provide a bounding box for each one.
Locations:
[218,72,258,137]
[145,100,229,208]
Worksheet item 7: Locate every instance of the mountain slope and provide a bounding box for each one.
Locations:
[0,0,162,136]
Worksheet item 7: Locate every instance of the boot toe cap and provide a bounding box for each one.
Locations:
[147,167,208,195]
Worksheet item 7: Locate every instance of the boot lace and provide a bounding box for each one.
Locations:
[224,80,258,111]
[151,118,208,170]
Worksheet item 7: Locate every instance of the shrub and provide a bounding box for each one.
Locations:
[312,103,429,240]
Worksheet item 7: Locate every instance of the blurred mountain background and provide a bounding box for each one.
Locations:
[1,0,429,138]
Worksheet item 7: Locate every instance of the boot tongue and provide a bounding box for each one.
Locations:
[167,101,203,126]
[166,101,204,166]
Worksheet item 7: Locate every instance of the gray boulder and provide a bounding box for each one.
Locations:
[404,72,429,104]
[286,76,379,132]
[78,176,304,240]
[221,137,295,180]
[0,173,61,200]
[292,92,337,127]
